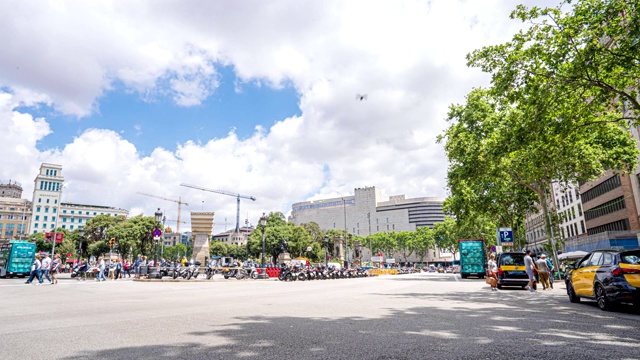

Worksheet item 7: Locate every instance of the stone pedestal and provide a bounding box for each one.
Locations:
[277,252,292,265]
[333,236,344,261]
[190,211,214,264]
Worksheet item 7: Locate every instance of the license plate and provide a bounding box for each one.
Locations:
[509,271,524,275]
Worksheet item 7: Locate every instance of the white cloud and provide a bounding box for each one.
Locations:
[0,0,559,231]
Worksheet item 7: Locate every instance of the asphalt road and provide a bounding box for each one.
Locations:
[0,272,638,360]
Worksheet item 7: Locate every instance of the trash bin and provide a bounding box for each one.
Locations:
[140,265,148,276]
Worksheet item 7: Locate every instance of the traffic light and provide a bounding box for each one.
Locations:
[108,238,115,248]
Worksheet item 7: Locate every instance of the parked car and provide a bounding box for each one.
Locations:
[496,252,535,290]
[565,249,640,311]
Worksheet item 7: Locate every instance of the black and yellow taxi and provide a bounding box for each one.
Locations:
[565,249,640,311]
[495,252,535,290]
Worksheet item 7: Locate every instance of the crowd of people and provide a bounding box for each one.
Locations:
[24,253,62,285]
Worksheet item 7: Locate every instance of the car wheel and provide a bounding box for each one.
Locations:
[595,284,612,311]
[497,284,502,289]
[461,274,467,279]
[567,282,580,303]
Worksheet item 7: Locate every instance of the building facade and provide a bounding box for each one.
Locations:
[212,226,254,246]
[289,186,449,264]
[0,180,32,243]
[29,163,129,235]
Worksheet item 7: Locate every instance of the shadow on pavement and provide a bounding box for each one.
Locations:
[62,289,639,360]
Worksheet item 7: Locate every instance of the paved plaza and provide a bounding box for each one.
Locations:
[1,272,638,360]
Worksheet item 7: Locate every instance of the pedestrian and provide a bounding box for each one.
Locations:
[41,253,52,284]
[524,250,537,293]
[487,253,498,291]
[536,254,551,290]
[124,259,131,278]
[134,254,142,278]
[181,256,188,266]
[77,258,89,281]
[115,259,122,279]
[109,260,116,280]
[96,256,106,282]
[545,255,555,289]
[50,254,62,284]
[25,255,44,285]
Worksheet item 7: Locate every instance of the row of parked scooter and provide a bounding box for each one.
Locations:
[278,264,369,281]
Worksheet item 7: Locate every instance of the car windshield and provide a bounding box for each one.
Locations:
[499,254,525,266]
[620,250,640,265]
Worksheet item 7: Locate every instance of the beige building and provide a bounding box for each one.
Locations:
[29,163,129,235]
[289,186,450,264]
[0,180,32,243]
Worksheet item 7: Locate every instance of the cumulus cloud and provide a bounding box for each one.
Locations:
[0,0,559,231]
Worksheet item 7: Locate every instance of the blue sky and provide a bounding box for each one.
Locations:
[19,66,301,155]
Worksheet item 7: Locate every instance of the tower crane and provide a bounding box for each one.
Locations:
[136,192,189,234]
[180,183,256,233]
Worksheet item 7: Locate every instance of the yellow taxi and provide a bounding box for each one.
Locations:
[565,249,640,311]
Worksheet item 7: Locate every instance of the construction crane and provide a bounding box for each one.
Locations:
[136,192,189,234]
[180,183,256,233]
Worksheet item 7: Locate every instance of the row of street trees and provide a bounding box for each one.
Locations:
[438,0,639,255]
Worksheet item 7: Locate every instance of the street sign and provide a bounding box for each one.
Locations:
[496,227,513,246]
[490,245,496,253]
[306,246,312,252]
[152,228,162,237]
[44,232,65,244]
[495,246,503,254]
[66,253,72,258]
[371,256,383,262]
[385,258,395,264]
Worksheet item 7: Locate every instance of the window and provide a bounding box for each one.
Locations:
[71,211,74,214]
[34,223,38,228]
[572,207,576,219]
[70,225,74,230]
[71,218,74,223]
[584,196,625,221]
[93,212,97,215]
[54,200,57,204]
[62,218,66,223]
[582,175,621,203]
[574,223,578,236]
[62,225,66,229]
[35,215,40,221]
[581,220,586,234]
[79,219,82,223]
[43,216,48,221]
[569,191,573,203]
[575,188,580,199]
[578,204,582,216]
[53,208,56,213]
[589,252,604,266]
[63,210,67,214]
[46,199,50,204]
[50,224,54,228]
[45,208,49,213]
[52,216,56,222]
[602,253,614,266]
[37,207,41,212]
[38,198,41,203]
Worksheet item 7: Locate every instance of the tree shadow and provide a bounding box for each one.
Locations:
[62,290,639,360]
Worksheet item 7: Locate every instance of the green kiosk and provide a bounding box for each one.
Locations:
[0,241,37,278]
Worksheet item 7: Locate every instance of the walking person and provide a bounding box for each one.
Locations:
[50,254,62,284]
[41,253,52,284]
[536,254,551,290]
[109,260,116,280]
[524,250,537,293]
[124,259,131,278]
[546,255,555,289]
[487,253,498,291]
[25,255,44,285]
[114,259,122,279]
[96,257,106,282]
[134,254,142,278]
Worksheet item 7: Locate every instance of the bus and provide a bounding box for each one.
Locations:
[0,241,37,278]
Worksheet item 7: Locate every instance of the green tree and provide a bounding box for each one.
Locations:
[413,226,435,264]
[395,231,415,263]
[433,217,459,264]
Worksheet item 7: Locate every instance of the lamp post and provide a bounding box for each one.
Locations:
[77,228,84,265]
[324,234,329,267]
[154,208,162,266]
[257,213,269,279]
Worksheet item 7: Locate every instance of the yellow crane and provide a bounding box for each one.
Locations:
[136,192,189,234]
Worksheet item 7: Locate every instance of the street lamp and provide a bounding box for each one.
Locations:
[77,228,84,265]
[324,234,329,267]
[154,208,163,266]
[257,213,269,279]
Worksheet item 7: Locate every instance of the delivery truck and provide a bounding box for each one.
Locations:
[458,239,486,278]
[0,241,37,278]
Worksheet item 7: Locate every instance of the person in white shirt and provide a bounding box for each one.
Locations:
[96,257,106,282]
[25,255,44,285]
[41,253,52,284]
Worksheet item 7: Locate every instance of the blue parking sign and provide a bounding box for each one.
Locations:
[496,227,513,246]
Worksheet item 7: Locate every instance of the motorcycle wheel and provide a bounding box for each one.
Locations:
[224,275,229,279]
[298,273,306,281]
[285,273,293,281]
[206,271,213,280]
[193,272,199,279]
[252,272,258,279]
[172,271,179,280]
